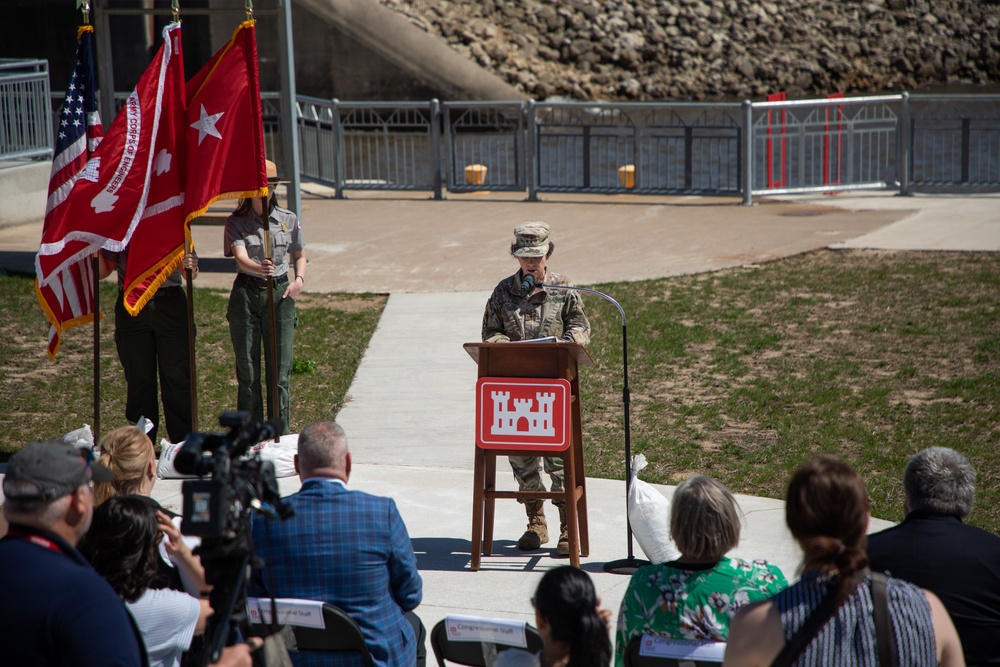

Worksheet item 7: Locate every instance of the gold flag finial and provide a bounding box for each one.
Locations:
[246,0,254,21]
[171,0,180,22]
[77,0,91,24]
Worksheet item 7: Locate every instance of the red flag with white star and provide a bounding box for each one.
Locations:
[183,20,267,226]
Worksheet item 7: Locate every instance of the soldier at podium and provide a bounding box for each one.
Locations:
[482,222,591,555]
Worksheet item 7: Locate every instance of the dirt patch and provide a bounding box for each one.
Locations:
[294,293,387,313]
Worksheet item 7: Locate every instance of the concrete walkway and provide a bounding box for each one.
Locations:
[3,186,997,655]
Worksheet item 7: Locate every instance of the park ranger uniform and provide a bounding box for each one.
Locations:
[224,203,303,433]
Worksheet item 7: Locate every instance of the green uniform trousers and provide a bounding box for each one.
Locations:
[226,274,295,433]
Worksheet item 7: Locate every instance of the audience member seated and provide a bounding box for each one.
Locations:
[497,566,613,667]
[0,440,145,666]
[249,421,425,667]
[80,495,213,667]
[724,455,965,667]
[614,475,787,667]
[868,446,1000,667]
[93,425,158,503]
[94,425,206,597]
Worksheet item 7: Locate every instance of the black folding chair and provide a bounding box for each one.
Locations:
[250,601,374,667]
[430,618,543,666]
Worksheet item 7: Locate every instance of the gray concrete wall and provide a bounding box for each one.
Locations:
[288,0,523,101]
[210,0,524,101]
[0,163,49,228]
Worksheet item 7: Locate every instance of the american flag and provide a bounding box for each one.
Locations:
[36,25,104,359]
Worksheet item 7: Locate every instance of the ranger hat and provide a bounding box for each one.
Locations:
[2,440,113,502]
[511,222,551,258]
[265,159,290,185]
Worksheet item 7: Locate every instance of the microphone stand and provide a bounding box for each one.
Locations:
[538,282,650,575]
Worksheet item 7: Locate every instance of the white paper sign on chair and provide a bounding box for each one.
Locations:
[444,615,528,648]
[246,597,326,629]
[638,635,726,662]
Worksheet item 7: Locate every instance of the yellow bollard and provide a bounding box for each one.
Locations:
[617,164,635,189]
[464,164,488,185]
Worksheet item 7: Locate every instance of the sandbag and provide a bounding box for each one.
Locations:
[61,424,94,451]
[156,440,197,479]
[627,453,680,564]
[247,433,299,478]
[157,434,299,479]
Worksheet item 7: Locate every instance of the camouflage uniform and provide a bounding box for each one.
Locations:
[481,270,590,508]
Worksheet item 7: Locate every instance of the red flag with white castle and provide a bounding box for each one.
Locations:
[35,22,186,322]
[119,26,188,314]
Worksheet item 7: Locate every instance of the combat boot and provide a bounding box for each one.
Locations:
[556,505,570,556]
[517,501,548,550]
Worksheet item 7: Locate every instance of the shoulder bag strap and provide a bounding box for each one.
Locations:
[870,572,898,667]
[770,573,865,667]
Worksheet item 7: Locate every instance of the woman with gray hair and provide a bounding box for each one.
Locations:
[614,475,786,667]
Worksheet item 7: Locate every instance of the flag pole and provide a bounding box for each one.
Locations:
[91,253,101,442]
[84,3,100,442]
[263,216,280,442]
[185,240,198,433]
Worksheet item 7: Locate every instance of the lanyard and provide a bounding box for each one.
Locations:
[3,529,65,555]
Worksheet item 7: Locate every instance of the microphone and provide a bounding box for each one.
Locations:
[520,273,534,293]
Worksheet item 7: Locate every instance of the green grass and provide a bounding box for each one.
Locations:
[580,249,1000,535]
[0,275,385,452]
[2,248,998,535]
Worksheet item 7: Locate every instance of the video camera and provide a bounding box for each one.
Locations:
[177,411,293,537]
[175,411,294,665]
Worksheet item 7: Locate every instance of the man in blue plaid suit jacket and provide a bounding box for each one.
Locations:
[250,421,424,667]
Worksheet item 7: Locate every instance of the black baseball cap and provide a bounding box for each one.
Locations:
[2,440,113,501]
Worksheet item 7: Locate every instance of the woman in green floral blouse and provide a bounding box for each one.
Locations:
[614,476,788,667]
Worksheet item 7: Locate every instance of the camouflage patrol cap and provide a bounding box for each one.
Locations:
[511,222,551,258]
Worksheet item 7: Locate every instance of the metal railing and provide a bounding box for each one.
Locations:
[0,59,53,162]
[17,76,999,203]
[298,98,443,198]
[529,100,744,199]
[293,93,1000,203]
[905,93,1000,193]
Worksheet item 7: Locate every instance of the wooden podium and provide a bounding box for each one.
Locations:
[464,342,593,570]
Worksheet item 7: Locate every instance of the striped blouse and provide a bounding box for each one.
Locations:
[773,570,939,666]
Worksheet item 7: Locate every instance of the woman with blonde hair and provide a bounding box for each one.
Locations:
[94,425,206,599]
[93,425,157,504]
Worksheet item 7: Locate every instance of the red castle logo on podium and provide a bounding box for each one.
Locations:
[476,377,571,450]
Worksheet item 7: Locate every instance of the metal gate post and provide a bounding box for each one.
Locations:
[899,92,911,196]
[741,100,753,205]
[333,99,346,199]
[277,0,302,216]
[430,99,443,200]
[527,99,539,201]
[93,0,115,129]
